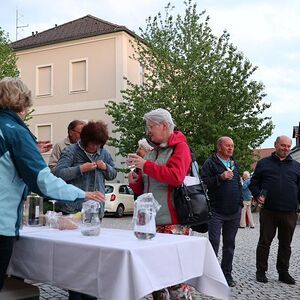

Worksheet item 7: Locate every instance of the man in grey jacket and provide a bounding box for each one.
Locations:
[48,120,85,171]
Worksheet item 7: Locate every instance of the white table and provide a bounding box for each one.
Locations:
[8,227,229,300]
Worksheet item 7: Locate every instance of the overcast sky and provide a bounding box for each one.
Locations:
[2,0,300,148]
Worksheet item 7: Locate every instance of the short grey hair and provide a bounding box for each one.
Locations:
[243,171,250,179]
[217,136,233,147]
[274,135,292,145]
[143,108,175,131]
[0,77,32,112]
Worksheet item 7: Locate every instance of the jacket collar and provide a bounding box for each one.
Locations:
[77,140,102,155]
[271,151,293,162]
[0,109,37,141]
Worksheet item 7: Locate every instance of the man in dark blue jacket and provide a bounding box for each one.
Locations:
[249,135,300,284]
[201,136,242,287]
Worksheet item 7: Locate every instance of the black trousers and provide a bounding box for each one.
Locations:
[256,209,297,273]
[0,235,15,290]
[68,290,97,300]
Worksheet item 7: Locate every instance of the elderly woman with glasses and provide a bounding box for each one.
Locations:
[0,78,104,291]
[129,108,193,300]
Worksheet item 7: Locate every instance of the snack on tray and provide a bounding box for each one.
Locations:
[57,215,79,230]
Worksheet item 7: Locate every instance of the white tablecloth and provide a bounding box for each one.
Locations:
[8,226,229,300]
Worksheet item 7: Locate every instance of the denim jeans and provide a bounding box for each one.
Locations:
[208,209,241,279]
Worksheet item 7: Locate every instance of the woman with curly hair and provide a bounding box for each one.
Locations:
[55,120,117,300]
[55,121,117,216]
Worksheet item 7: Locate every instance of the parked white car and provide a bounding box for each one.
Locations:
[104,183,135,217]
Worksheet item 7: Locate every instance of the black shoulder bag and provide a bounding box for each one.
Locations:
[174,154,212,233]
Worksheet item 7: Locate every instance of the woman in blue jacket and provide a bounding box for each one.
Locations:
[54,121,117,300]
[0,78,104,291]
[55,120,117,217]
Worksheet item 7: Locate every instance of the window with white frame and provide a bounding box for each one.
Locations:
[139,63,145,86]
[36,124,52,144]
[36,65,53,96]
[69,59,88,93]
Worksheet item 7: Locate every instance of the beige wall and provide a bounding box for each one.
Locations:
[16,31,141,183]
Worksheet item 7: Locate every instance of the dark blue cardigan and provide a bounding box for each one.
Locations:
[201,154,242,215]
[249,153,300,212]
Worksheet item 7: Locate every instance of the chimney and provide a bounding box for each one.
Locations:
[32,32,34,36]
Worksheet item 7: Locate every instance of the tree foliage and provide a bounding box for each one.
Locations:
[0,28,19,79]
[106,0,274,171]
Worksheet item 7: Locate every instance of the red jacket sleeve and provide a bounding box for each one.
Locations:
[129,171,144,195]
[143,142,191,187]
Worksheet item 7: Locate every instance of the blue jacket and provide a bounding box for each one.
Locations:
[54,142,117,214]
[249,152,300,212]
[0,110,85,236]
[242,178,252,201]
[201,154,242,215]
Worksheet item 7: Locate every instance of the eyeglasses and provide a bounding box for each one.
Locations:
[145,123,161,132]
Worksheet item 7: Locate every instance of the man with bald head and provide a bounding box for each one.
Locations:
[201,136,242,287]
[250,135,300,284]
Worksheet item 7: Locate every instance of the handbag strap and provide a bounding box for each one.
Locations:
[182,184,194,217]
[188,148,212,218]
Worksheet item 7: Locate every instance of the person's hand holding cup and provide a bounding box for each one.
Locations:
[220,169,234,180]
[128,171,138,184]
[126,153,146,170]
[126,153,136,172]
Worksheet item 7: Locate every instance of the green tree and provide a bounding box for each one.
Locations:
[0,29,34,124]
[106,1,274,171]
[0,27,19,79]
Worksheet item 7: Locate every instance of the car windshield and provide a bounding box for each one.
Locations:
[105,185,114,194]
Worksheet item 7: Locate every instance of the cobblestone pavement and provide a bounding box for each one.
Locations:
[35,212,300,299]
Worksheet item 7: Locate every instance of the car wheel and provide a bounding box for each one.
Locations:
[116,204,125,218]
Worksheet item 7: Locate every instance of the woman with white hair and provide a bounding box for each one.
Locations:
[240,171,255,228]
[129,108,193,300]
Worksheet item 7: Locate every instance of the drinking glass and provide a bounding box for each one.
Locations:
[228,160,235,171]
[126,154,136,172]
[258,189,267,208]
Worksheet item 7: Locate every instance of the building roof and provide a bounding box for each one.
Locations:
[251,147,275,170]
[253,148,275,159]
[11,14,138,51]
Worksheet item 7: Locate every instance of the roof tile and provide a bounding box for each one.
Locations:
[11,14,137,50]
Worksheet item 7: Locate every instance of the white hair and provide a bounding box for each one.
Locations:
[143,108,175,131]
[243,171,250,179]
[138,138,153,151]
